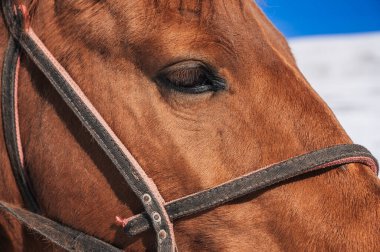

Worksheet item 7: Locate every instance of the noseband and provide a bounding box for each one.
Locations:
[0,1,378,251]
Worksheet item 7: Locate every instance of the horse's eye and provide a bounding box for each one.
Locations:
[155,61,226,94]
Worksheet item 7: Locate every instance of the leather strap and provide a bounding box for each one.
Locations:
[123,144,378,236]
[0,201,122,251]
[2,1,175,251]
[2,37,40,213]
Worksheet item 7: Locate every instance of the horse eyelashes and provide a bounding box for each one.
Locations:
[155,60,226,94]
[165,68,209,87]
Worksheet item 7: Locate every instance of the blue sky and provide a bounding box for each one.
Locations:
[258,0,380,38]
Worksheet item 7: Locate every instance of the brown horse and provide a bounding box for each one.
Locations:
[1,0,379,251]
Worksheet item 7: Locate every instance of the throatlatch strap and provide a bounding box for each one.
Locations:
[1,37,40,213]
[2,1,175,251]
[123,144,378,236]
[0,201,121,251]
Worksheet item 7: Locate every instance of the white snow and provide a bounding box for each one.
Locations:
[289,33,380,165]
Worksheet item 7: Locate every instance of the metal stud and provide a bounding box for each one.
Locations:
[142,194,151,204]
[152,212,161,222]
[158,229,167,240]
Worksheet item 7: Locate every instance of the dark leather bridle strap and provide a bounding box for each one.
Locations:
[123,144,378,236]
[0,201,122,251]
[2,1,175,251]
[2,37,40,213]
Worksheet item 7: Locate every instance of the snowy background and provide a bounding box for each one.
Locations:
[289,32,380,162]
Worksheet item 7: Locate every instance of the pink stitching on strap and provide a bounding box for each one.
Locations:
[309,156,377,174]
[14,56,24,167]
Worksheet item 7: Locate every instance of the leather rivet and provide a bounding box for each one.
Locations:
[152,212,161,222]
[142,194,151,203]
[158,230,167,240]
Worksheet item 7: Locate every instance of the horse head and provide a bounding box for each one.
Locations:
[0,0,379,251]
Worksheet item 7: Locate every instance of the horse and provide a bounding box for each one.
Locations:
[0,0,379,251]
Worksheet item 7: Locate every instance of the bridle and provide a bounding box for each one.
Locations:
[0,1,378,251]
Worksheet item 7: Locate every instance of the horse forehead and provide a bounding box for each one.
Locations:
[119,0,253,48]
[131,0,246,16]
[111,0,278,76]
[58,0,254,45]
[120,0,247,29]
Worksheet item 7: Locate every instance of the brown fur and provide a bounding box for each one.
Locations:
[1,0,379,251]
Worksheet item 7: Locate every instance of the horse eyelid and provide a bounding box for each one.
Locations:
[154,60,227,94]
